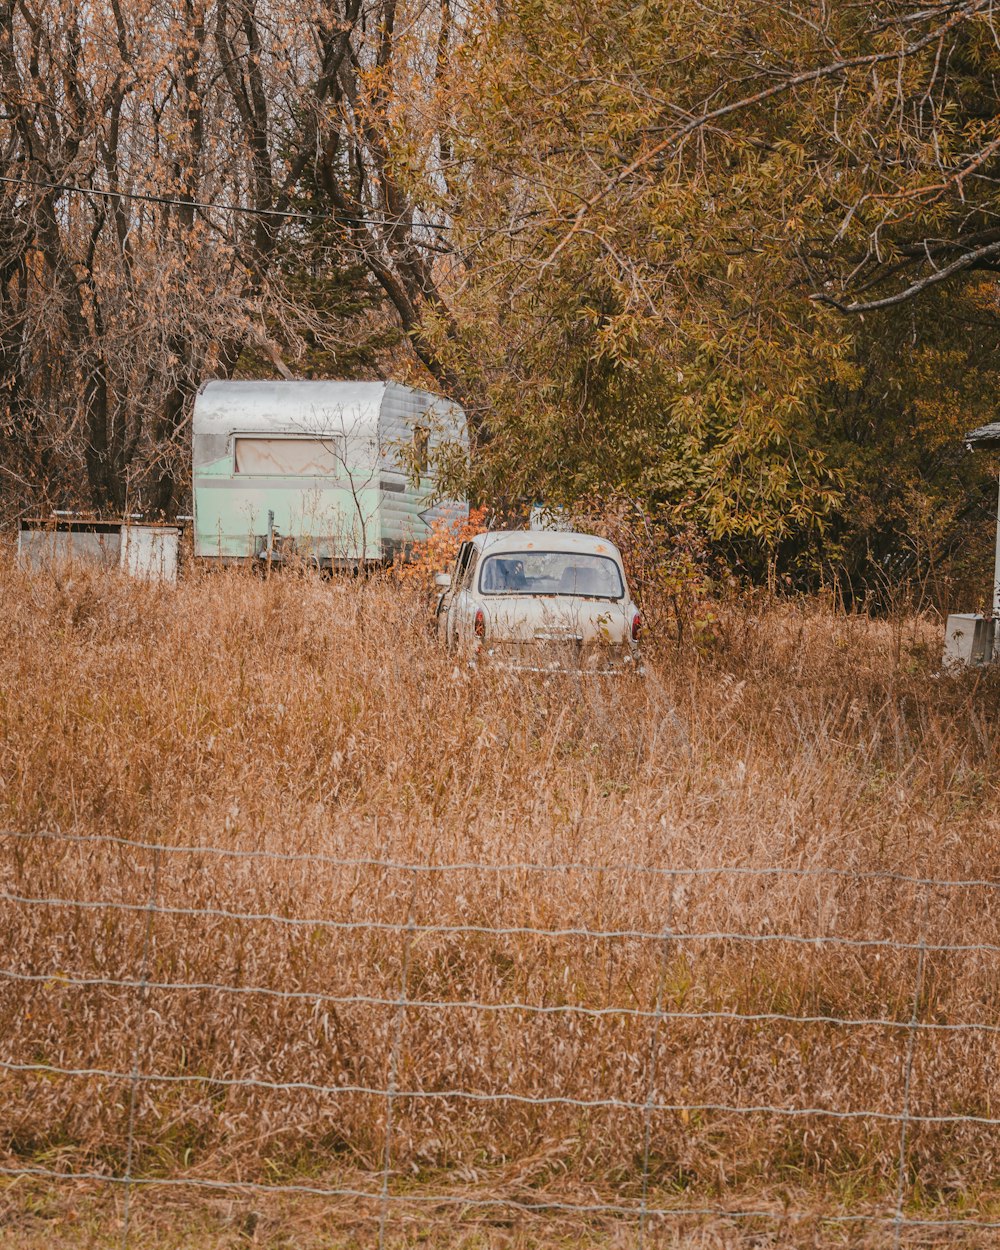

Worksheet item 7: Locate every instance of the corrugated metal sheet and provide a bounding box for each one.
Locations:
[966,422,1000,448]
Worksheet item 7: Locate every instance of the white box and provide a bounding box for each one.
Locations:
[943,614,995,669]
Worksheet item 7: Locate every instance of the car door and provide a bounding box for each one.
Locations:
[443,542,473,649]
[435,543,463,642]
[451,547,480,651]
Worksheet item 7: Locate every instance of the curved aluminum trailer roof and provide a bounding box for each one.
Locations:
[193,379,419,437]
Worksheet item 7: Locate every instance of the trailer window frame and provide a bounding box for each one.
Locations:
[231,433,347,478]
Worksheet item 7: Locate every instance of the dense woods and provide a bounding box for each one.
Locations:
[3,0,1000,592]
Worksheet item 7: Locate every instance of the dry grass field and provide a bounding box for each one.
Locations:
[1,562,999,1246]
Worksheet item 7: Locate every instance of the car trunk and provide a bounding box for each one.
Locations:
[478,595,631,644]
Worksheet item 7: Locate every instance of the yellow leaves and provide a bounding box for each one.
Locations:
[771,138,807,166]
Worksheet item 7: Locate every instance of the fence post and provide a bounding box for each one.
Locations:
[639,873,676,1250]
[379,867,418,1250]
[892,887,929,1249]
[120,843,161,1250]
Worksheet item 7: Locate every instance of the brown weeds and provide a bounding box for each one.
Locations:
[0,564,998,1241]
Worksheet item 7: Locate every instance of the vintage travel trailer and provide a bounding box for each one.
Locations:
[192,380,467,567]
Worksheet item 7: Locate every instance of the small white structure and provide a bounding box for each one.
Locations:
[943,614,996,670]
[18,518,181,584]
[192,379,468,567]
[954,422,1000,666]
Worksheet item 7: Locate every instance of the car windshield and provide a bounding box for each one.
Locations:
[478,551,624,599]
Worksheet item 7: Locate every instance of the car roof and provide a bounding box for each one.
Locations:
[470,530,623,560]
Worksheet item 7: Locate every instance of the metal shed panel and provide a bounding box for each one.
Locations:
[121,525,180,583]
[18,522,121,571]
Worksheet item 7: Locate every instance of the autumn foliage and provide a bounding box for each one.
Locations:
[392,505,490,585]
[2,2,1000,598]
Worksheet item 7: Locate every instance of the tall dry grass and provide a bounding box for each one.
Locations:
[1,561,999,1241]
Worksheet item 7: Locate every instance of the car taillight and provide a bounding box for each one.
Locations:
[474,608,486,638]
[631,611,641,642]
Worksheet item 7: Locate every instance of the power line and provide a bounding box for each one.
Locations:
[0,173,451,234]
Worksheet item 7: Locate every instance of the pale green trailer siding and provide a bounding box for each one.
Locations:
[192,380,467,565]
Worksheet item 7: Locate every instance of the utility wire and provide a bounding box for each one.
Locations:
[0,173,451,233]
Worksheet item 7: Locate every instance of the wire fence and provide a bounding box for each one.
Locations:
[1,828,999,1246]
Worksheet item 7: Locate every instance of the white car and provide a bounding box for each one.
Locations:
[434,530,643,674]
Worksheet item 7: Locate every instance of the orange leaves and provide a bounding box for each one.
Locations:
[394,504,489,584]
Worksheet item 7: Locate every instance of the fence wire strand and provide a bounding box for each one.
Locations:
[2,830,998,1240]
[3,1057,999,1125]
[4,887,1000,953]
[4,1163,1000,1232]
[1,965,998,1033]
[5,827,1000,892]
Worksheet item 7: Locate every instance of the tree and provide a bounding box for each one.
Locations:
[408,0,1000,583]
[2,0,998,597]
[0,0,464,515]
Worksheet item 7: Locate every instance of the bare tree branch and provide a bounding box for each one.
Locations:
[812,234,1000,311]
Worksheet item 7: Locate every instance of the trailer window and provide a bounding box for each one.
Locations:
[234,436,344,477]
[412,425,430,475]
